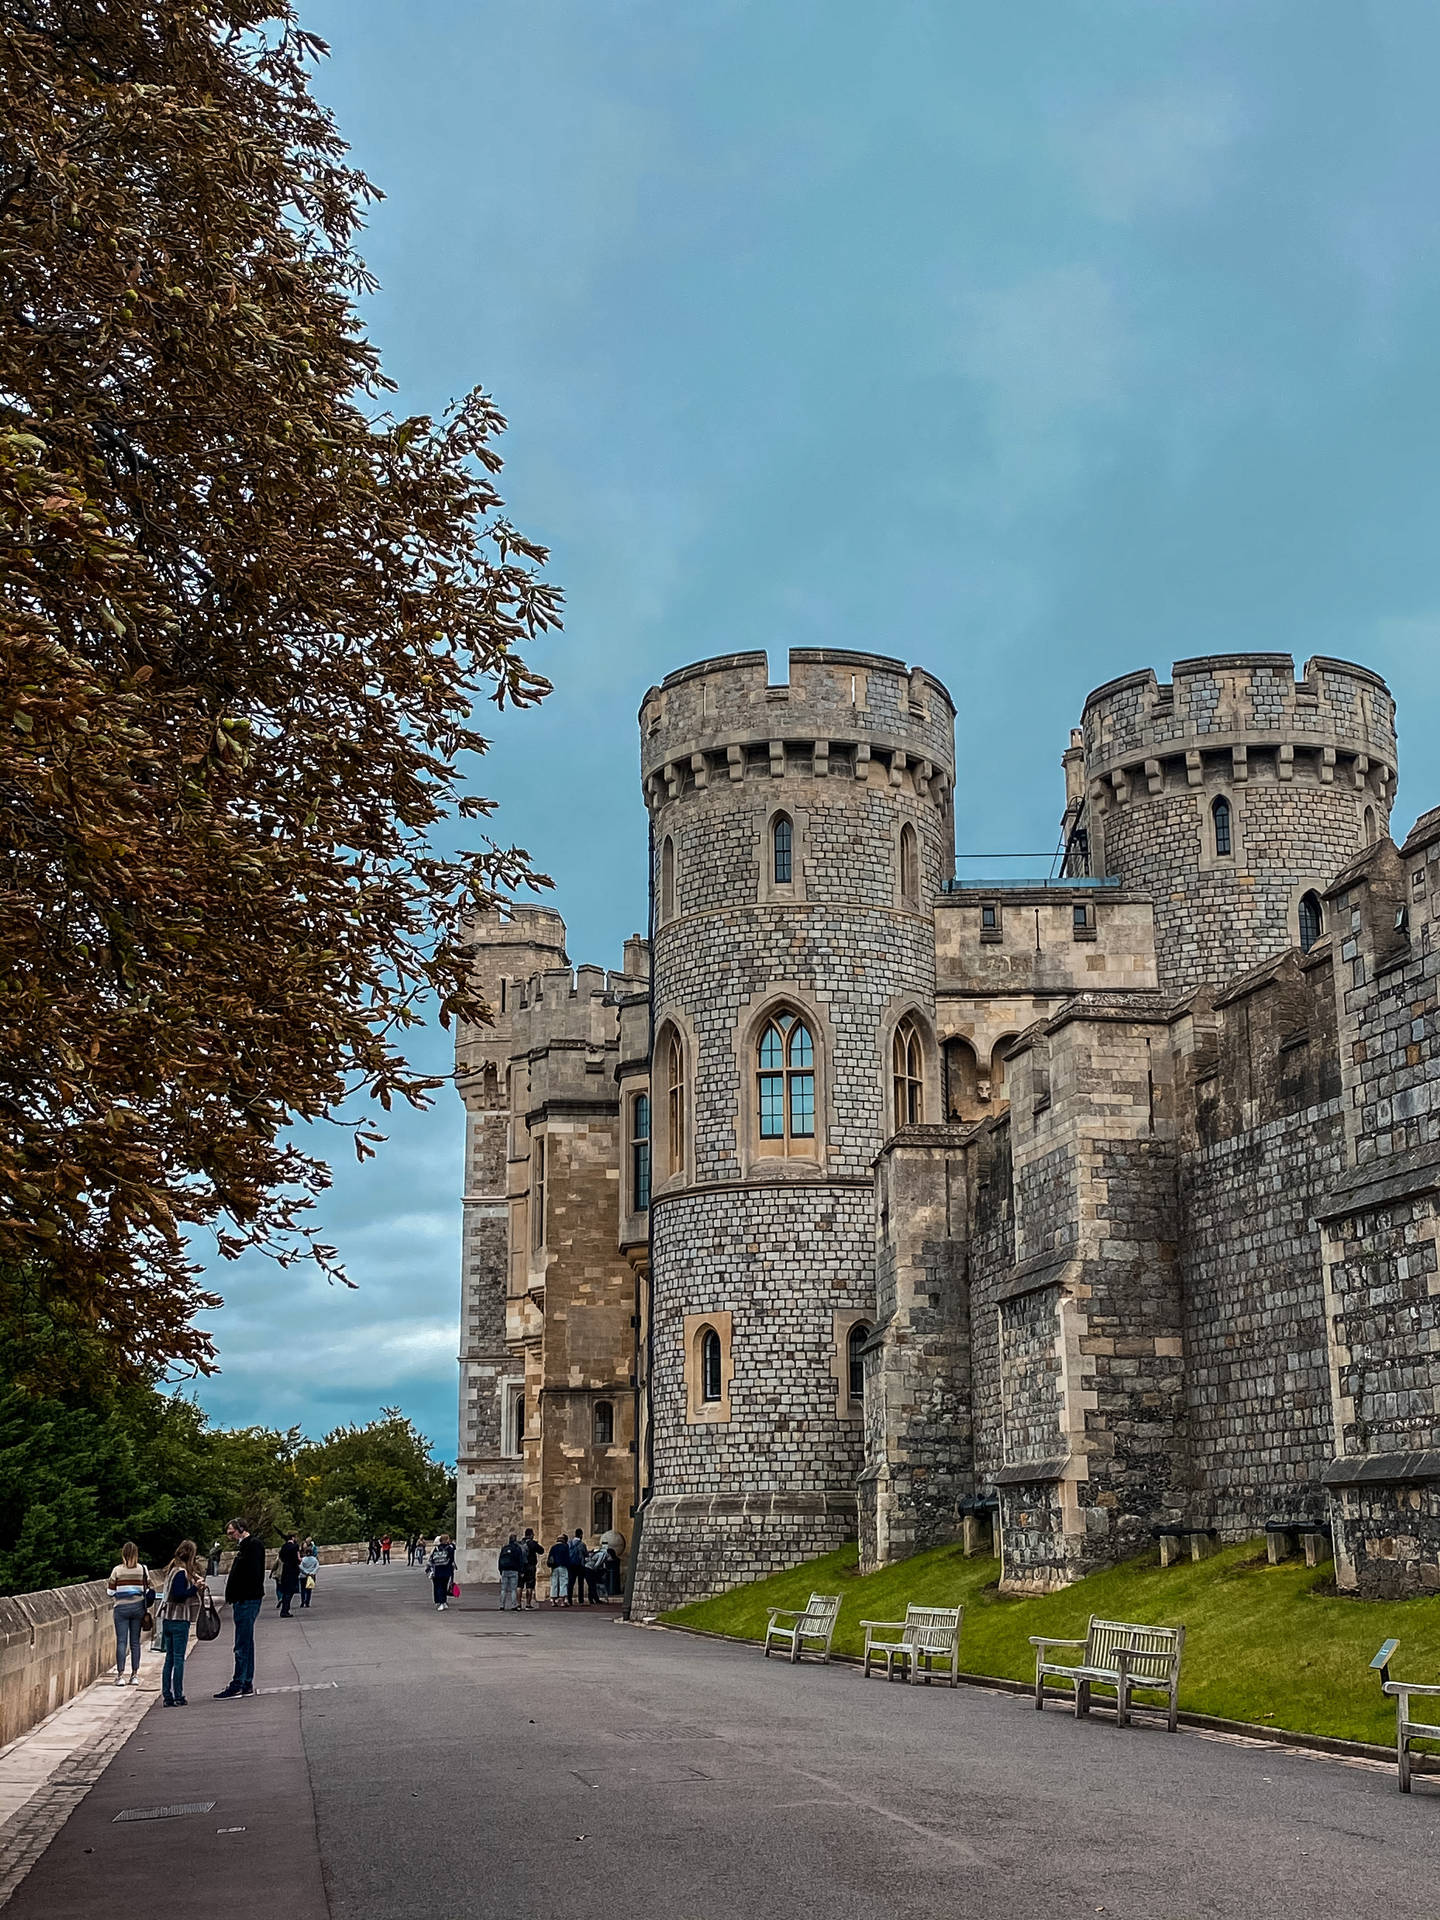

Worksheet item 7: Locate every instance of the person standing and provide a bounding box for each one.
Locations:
[380,1534,391,1565]
[546,1532,569,1607]
[567,1528,589,1606]
[367,1537,380,1564]
[415,1536,428,1569]
[158,1539,203,1706]
[299,1543,319,1607]
[106,1541,150,1686]
[427,1534,455,1610]
[276,1533,301,1618]
[497,1533,523,1610]
[215,1518,265,1699]
[519,1528,540,1610]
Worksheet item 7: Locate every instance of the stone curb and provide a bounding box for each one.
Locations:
[633,1618,1416,1770]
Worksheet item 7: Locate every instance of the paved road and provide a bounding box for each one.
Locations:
[10,1562,1440,1918]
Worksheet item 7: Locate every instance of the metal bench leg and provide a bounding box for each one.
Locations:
[1169,1684,1179,1734]
[1034,1672,1046,1711]
[1399,1720,1411,1794]
[1116,1680,1130,1730]
[1076,1680,1090,1719]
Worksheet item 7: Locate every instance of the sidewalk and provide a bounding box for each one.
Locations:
[0,1615,326,1918]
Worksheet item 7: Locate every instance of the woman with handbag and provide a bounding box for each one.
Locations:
[157,1539,204,1707]
[105,1541,151,1686]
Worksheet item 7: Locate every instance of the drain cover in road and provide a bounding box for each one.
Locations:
[114,1801,216,1823]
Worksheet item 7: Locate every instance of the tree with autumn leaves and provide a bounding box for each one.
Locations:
[0,3,555,1380]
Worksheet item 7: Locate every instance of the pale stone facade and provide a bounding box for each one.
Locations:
[457,647,1440,1608]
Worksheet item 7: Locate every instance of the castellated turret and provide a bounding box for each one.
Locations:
[1078,654,1397,995]
[629,648,957,1613]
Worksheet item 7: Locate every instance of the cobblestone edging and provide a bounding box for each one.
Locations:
[0,1668,155,1909]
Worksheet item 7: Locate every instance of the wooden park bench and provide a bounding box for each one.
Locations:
[860,1604,963,1686]
[1031,1616,1185,1731]
[762,1592,841,1664]
[1382,1677,1440,1792]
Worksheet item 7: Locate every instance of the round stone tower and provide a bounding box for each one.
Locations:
[629,648,956,1613]
[1079,653,1397,996]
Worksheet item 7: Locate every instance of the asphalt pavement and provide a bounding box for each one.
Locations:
[9,1560,1440,1919]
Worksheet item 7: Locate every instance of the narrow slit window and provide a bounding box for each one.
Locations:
[701,1327,723,1402]
[530,1135,546,1251]
[900,823,920,908]
[848,1323,869,1404]
[660,835,676,922]
[1212,795,1232,858]
[1298,890,1323,953]
[631,1093,651,1212]
[666,1033,686,1177]
[772,814,793,885]
[593,1400,614,1446]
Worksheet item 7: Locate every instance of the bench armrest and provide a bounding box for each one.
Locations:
[858,1619,902,1631]
[1029,1636,1086,1653]
[1384,1681,1440,1699]
[766,1608,804,1625]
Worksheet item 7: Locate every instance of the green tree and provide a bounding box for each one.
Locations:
[0,2,556,1380]
[295,1407,453,1540]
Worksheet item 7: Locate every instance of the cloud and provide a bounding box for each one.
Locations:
[1060,83,1244,224]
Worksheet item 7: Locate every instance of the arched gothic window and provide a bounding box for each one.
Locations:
[892,1018,924,1129]
[1364,805,1378,846]
[660,835,676,922]
[700,1327,723,1403]
[592,1489,613,1535]
[1298,891,1324,953]
[1212,795,1232,859]
[757,1011,815,1153]
[772,813,793,885]
[664,1030,686,1177]
[593,1400,614,1446]
[944,1036,980,1120]
[848,1323,870,1404]
[900,822,920,907]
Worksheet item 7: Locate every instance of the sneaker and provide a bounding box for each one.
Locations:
[162,1697,174,1708]
[214,1684,242,1698]
[239,1683,254,1696]
[175,1697,188,1706]
[115,1675,127,1687]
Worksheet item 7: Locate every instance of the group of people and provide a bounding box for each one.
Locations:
[105,1515,276,1706]
[105,1538,207,1707]
[364,1534,438,1566]
[492,1527,622,1609]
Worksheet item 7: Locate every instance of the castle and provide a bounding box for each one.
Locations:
[454,648,1440,1610]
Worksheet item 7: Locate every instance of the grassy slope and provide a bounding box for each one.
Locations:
[664,1539,1440,1746]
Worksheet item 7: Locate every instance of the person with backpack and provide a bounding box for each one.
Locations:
[519,1528,541,1610]
[276,1533,301,1618]
[105,1541,151,1686]
[497,1533,524,1610]
[157,1539,204,1706]
[585,1539,611,1603]
[545,1531,570,1607]
[567,1527,590,1606]
[428,1534,456,1610]
[299,1543,319,1608]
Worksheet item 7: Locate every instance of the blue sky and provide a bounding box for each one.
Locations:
[193,0,1440,1460]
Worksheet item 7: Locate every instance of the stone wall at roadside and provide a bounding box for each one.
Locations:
[0,1581,112,1750]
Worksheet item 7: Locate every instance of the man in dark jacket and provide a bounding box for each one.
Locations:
[568,1528,590,1606]
[215,1519,266,1698]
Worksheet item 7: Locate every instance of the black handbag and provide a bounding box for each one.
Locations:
[195,1592,222,1641]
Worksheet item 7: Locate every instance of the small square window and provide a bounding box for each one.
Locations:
[1073,903,1088,929]
[1413,867,1427,896]
[981,904,997,930]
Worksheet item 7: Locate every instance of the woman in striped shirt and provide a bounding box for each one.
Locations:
[106,1542,150,1685]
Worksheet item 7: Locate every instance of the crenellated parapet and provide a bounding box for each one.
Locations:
[639,648,956,817]
[1082,653,1396,811]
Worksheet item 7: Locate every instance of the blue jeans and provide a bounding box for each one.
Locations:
[113,1599,144,1674]
[499,1570,518,1609]
[162,1620,190,1701]
[230,1596,261,1687]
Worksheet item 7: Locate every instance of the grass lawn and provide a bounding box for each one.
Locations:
[663,1538,1440,1747]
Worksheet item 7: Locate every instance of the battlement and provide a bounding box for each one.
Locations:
[1081,653,1397,795]
[639,647,956,810]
